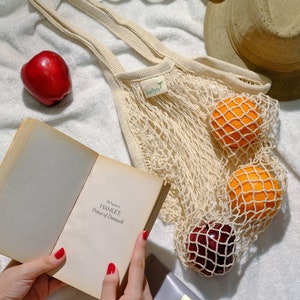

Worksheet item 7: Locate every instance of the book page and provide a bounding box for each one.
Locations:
[52,155,165,298]
[0,119,97,262]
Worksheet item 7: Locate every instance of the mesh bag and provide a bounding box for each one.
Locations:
[31,0,287,277]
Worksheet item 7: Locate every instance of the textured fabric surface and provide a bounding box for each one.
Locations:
[0,1,299,299]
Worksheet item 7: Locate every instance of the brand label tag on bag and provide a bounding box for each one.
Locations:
[140,75,168,98]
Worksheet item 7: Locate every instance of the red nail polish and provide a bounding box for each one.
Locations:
[106,262,116,275]
[54,247,65,260]
[142,230,149,241]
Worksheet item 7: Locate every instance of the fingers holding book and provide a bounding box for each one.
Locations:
[101,231,153,300]
[0,231,153,300]
[0,249,66,299]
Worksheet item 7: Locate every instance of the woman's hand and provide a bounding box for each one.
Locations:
[100,231,153,300]
[0,231,152,300]
[0,248,66,300]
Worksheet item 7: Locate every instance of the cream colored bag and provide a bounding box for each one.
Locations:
[30,0,287,277]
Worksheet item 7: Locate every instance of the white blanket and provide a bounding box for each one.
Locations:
[0,1,299,299]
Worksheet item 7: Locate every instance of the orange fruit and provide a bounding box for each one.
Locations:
[210,97,261,148]
[227,165,282,219]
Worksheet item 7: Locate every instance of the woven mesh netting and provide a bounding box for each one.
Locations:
[118,63,287,277]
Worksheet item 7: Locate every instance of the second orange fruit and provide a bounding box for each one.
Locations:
[227,165,282,220]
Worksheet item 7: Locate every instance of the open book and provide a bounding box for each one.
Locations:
[0,118,170,298]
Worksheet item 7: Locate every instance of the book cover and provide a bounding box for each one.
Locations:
[0,118,170,298]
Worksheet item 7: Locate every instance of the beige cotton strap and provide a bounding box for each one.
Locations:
[68,0,163,65]
[30,0,165,74]
[29,0,125,77]
[67,0,189,64]
[31,0,272,94]
[68,0,272,94]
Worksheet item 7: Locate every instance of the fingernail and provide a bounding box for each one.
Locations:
[142,230,149,241]
[106,262,116,275]
[54,247,65,260]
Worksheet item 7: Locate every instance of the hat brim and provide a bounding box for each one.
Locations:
[204,0,300,101]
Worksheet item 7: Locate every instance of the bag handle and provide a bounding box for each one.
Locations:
[30,0,272,93]
[68,0,181,61]
[68,0,272,93]
[29,0,125,76]
[29,0,165,76]
[67,0,271,93]
[68,0,164,64]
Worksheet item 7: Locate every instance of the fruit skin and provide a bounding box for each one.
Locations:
[227,165,282,219]
[186,222,236,276]
[21,50,71,106]
[210,97,261,148]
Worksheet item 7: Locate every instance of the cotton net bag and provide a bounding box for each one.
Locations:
[30,0,287,277]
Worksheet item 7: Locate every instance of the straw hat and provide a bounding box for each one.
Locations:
[204,0,300,100]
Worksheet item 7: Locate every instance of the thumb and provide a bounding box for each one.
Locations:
[20,247,66,280]
[100,262,119,300]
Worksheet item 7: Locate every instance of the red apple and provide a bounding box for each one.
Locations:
[21,50,71,106]
[186,221,236,276]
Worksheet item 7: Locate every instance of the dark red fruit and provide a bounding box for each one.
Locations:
[186,221,236,276]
